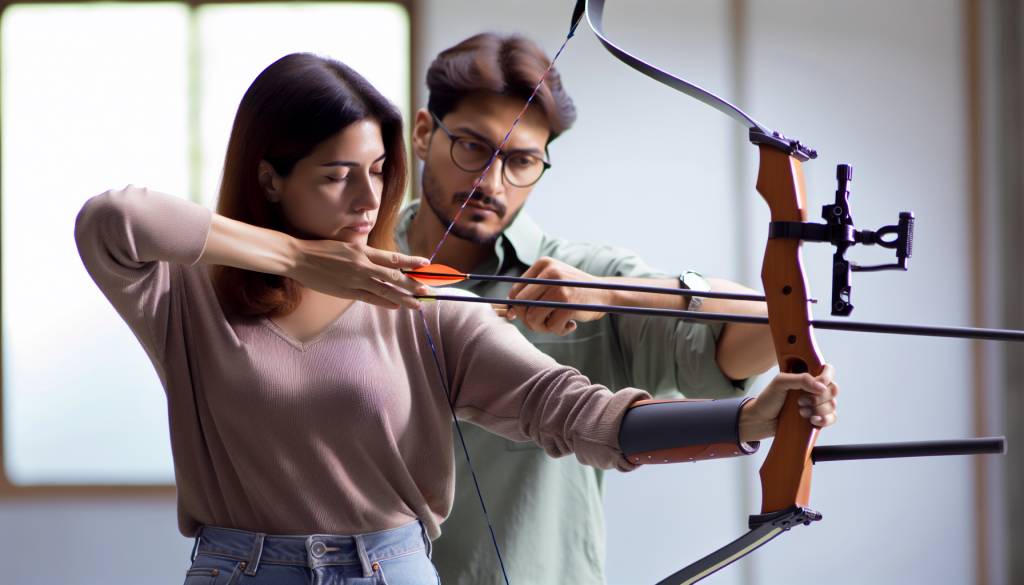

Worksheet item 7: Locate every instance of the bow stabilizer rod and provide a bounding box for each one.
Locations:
[812,437,1006,463]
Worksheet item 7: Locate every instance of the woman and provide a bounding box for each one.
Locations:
[75,53,837,584]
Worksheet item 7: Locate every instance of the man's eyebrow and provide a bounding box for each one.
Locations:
[320,153,386,167]
[453,126,544,156]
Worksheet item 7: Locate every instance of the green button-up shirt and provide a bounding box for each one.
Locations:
[396,201,750,585]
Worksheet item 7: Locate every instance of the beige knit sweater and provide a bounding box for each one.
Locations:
[74,186,648,539]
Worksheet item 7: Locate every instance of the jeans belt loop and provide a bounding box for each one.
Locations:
[243,532,266,576]
[354,534,372,577]
[190,527,203,563]
[421,522,433,559]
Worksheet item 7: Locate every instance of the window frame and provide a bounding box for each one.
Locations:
[0,0,419,497]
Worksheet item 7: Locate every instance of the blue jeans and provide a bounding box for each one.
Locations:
[184,521,440,585]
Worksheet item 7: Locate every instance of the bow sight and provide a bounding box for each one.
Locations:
[766,159,916,317]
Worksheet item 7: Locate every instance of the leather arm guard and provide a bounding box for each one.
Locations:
[618,397,760,465]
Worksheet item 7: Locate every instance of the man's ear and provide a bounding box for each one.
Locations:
[411,108,434,161]
[257,160,282,202]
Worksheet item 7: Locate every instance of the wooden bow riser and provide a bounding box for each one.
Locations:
[756,145,825,513]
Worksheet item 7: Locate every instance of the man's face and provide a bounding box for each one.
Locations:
[412,93,551,245]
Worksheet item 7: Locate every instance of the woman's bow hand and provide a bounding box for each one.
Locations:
[738,364,840,443]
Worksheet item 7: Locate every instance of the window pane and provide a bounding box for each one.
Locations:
[195,3,410,208]
[1,3,191,484]
[1,2,411,486]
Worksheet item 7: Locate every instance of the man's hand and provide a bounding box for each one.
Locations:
[738,364,840,443]
[505,257,608,335]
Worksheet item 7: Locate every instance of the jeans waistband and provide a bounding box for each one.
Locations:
[192,520,431,578]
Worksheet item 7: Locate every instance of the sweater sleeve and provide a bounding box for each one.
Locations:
[437,300,650,472]
[74,186,212,363]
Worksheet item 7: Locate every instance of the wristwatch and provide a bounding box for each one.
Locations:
[679,270,711,312]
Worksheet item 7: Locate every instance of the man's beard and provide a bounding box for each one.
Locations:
[421,163,507,246]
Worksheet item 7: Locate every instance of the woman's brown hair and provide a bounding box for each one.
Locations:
[212,53,407,317]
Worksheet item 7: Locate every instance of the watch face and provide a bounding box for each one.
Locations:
[682,271,710,292]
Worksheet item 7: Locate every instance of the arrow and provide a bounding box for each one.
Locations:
[405,263,784,303]
[417,293,1024,342]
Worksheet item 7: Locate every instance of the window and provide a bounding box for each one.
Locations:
[0,1,411,488]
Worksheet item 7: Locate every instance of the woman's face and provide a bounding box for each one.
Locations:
[264,119,386,244]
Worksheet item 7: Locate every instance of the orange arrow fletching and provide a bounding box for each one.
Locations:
[406,263,466,286]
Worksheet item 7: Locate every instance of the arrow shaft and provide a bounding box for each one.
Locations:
[420,294,765,324]
[405,270,775,303]
[419,294,1024,342]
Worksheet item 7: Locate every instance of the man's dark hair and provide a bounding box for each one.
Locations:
[426,33,577,141]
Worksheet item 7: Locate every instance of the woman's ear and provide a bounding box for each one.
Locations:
[411,109,434,161]
[258,160,282,202]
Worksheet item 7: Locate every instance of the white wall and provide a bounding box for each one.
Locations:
[0,2,1002,584]
[743,2,976,584]
[0,499,192,584]
[418,1,994,584]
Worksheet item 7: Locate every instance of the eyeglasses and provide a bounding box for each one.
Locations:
[430,112,551,188]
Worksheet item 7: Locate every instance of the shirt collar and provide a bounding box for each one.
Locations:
[396,199,545,271]
[501,208,544,266]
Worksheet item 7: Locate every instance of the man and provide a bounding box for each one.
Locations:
[396,33,778,585]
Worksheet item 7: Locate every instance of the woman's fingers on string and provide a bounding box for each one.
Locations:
[364,247,430,270]
[363,260,430,297]
[361,248,431,295]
